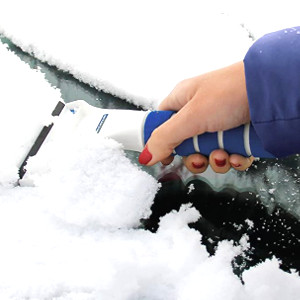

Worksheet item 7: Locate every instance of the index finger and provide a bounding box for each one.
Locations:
[158,94,182,111]
[158,80,195,111]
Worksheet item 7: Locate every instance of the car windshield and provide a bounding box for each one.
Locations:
[1,34,299,278]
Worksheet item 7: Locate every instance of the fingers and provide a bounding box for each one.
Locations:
[183,154,209,174]
[139,81,197,166]
[229,153,254,171]
[209,149,231,173]
[161,156,174,166]
[209,150,254,173]
[181,150,254,174]
[158,78,196,111]
[140,100,207,166]
[139,62,251,170]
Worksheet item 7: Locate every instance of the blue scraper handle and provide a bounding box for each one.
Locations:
[143,111,275,158]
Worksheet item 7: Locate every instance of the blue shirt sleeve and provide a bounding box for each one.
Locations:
[244,27,300,157]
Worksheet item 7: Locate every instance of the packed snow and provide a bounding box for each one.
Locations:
[0,0,300,299]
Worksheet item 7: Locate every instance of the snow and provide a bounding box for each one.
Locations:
[224,0,300,40]
[0,0,299,299]
[21,128,158,229]
[1,1,299,109]
[0,40,60,186]
[243,258,300,300]
[0,0,253,109]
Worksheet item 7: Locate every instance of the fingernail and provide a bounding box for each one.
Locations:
[214,159,226,167]
[139,146,152,165]
[192,162,205,169]
[232,163,242,168]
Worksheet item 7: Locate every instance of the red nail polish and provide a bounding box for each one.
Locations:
[215,159,226,167]
[232,163,242,168]
[192,162,205,169]
[139,146,152,165]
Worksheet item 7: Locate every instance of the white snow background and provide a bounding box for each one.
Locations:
[0,0,300,299]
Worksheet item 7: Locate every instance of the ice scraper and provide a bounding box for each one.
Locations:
[18,100,275,180]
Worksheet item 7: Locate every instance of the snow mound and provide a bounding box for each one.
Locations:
[21,131,159,229]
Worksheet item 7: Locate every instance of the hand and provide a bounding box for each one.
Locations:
[139,62,254,173]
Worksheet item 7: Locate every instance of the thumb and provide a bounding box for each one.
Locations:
[138,100,205,166]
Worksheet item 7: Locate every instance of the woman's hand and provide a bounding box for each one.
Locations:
[139,61,254,173]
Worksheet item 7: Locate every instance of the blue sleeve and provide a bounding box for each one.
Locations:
[244,27,300,157]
